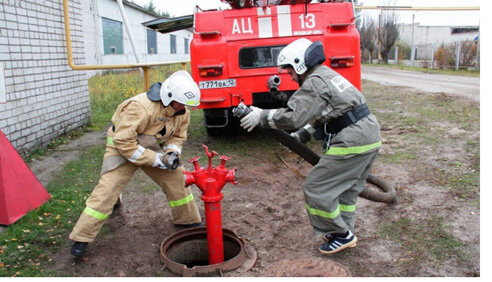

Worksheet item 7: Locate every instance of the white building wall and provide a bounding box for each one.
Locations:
[84,0,192,69]
[0,0,90,153]
[399,23,478,46]
[398,23,479,60]
[81,0,101,78]
[0,0,192,152]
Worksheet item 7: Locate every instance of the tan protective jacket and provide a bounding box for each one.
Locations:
[105,92,190,167]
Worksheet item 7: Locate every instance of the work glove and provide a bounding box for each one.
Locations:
[152,153,168,170]
[290,126,312,144]
[290,131,301,143]
[240,106,262,132]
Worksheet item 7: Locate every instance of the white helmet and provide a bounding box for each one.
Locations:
[160,70,200,107]
[277,38,312,75]
[277,38,326,75]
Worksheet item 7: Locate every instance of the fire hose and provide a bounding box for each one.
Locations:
[233,103,397,204]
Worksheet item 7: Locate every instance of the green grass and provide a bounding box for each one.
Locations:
[425,167,480,202]
[366,82,479,149]
[364,80,480,202]
[379,152,418,164]
[465,140,480,171]
[379,217,465,263]
[184,108,282,165]
[23,128,86,162]
[363,63,480,77]
[0,145,105,277]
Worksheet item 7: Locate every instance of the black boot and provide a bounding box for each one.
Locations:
[70,241,88,257]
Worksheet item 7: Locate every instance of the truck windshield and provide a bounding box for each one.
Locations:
[239,45,286,69]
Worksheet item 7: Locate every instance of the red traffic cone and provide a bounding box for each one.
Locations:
[0,130,51,225]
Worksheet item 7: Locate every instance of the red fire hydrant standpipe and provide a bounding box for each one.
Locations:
[183,145,237,265]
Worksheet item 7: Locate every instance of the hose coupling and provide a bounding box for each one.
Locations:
[162,152,181,170]
[267,75,281,94]
[232,102,252,119]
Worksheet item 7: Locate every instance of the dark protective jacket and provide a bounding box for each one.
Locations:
[260,65,381,155]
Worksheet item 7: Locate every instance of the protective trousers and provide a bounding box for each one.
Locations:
[304,149,379,235]
[69,162,201,242]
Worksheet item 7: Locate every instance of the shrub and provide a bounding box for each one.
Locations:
[459,40,477,67]
[434,44,455,69]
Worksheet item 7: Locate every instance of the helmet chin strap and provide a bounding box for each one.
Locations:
[162,101,185,116]
[298,72,308,86]
[172,109,186,117]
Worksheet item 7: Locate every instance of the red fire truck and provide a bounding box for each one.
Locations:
[144,0,360,135]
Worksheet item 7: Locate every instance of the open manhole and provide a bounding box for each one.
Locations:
[160,227,257,277]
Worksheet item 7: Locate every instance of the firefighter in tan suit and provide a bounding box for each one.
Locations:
[70,71,203,257]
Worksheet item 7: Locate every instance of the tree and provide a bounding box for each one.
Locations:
[143,0,170,18]
[350,0,363,29]
[377,11,399,63]
[358,15,377,63]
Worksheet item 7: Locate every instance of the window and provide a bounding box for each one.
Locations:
[451,27,479,34]
[102,17,123,55]
[147,29,157,54]
[239,45,286,69]
[184,38,189,54]
[170,34,176,54]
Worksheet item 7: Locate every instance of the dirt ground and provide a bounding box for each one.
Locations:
[27,85,480,277]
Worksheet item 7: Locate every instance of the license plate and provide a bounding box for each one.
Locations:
[199,79,236,89]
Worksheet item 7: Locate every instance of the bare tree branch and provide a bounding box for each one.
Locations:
[358,15,377,63]
[378,11,399,63]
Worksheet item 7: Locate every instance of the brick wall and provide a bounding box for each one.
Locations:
[0,0,90,154]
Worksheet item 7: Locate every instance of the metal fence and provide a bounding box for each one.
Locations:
[388,39,480,70]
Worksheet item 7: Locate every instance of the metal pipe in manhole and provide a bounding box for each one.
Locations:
[160,227,257,277]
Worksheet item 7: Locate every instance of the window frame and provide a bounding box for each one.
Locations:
[147,29,158,54]
[239,45,286,69]
[170,34,177,54]
[184,38,189,54]
[101,17,123,55]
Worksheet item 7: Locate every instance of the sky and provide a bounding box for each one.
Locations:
[360,0,480,26]
[131,0,229,17]
[131,0,481,26]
